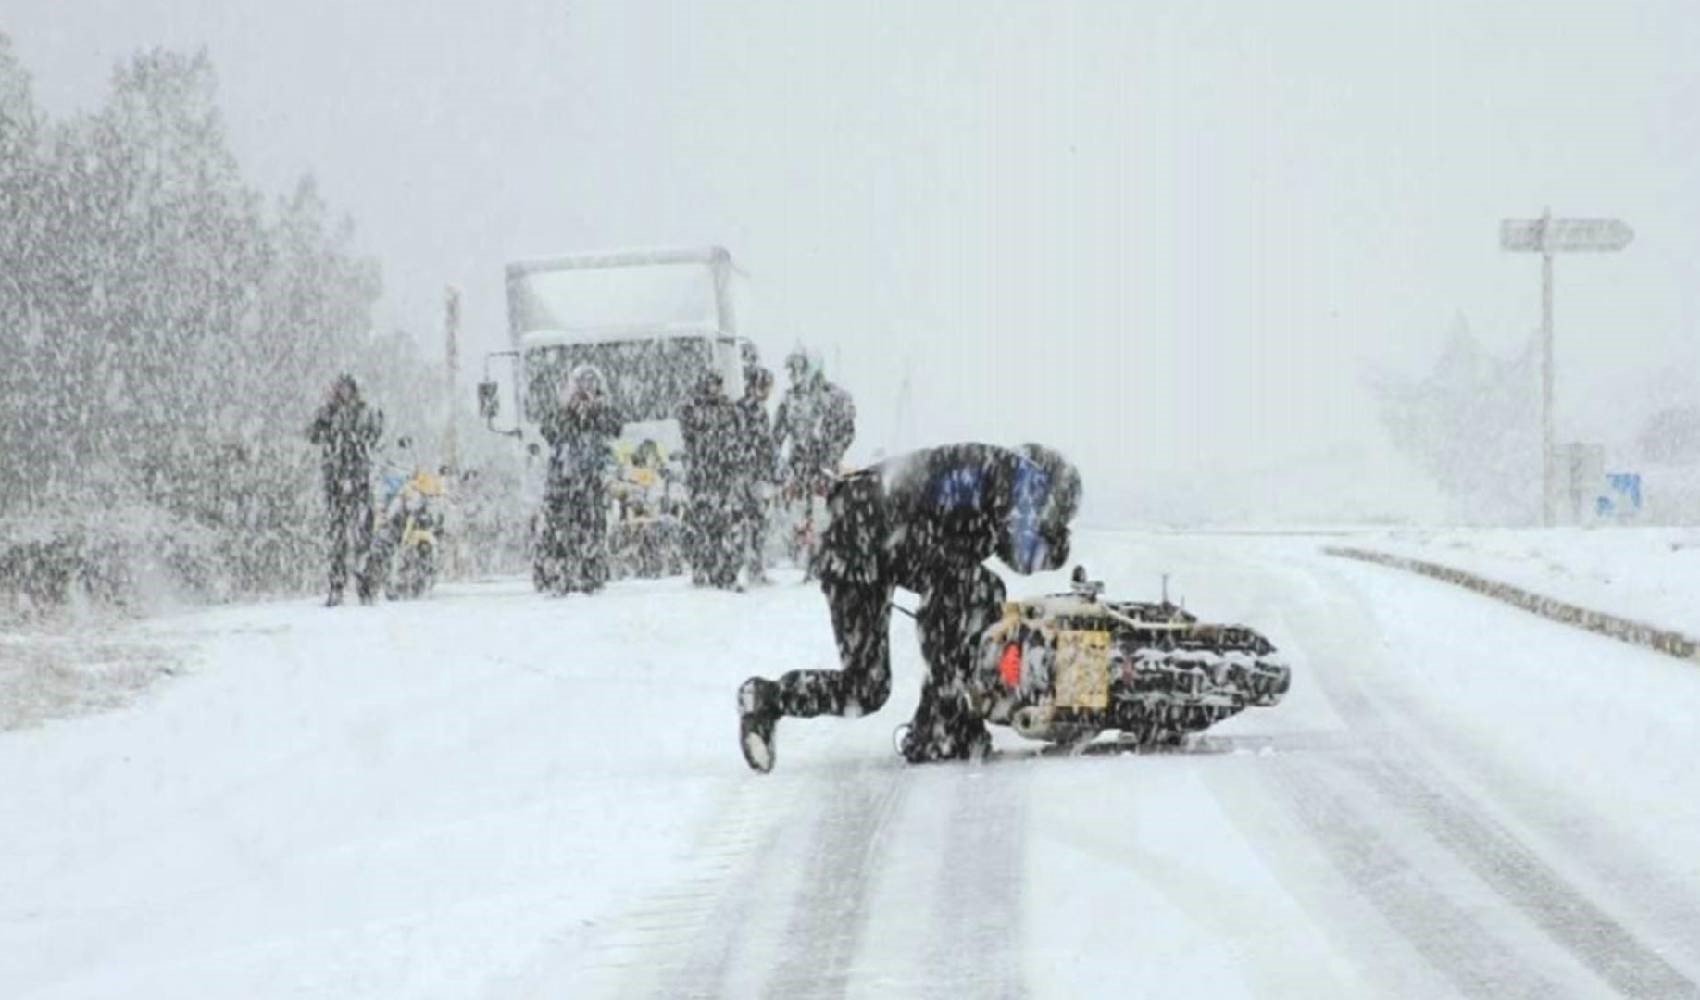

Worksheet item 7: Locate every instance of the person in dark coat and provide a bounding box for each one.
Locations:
[736,443,1082,771]
[678,370,744,590]
[307,373,384,605]
[772,348,856,489]
[734,365,777,584]
[538,364,623,594]
[771,348,857,578]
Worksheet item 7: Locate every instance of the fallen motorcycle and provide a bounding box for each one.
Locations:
[966,567,1292,749]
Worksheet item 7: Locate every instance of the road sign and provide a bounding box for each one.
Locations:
[1500,217,1634,253]
[1499,208,1634,526]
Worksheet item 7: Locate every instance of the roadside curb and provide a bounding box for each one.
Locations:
[1323,546,1700,662]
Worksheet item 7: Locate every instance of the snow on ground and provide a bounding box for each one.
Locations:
[0,625,184,732]
[5,529,1700,997]
[1,574,825,996]
[1359,525,1700,638]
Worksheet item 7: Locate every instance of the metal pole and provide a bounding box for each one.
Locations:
[1540,209,1555,528]
[445,286,461,472]
[710,247,737,337]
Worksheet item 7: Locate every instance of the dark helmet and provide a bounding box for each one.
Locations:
[1017,443,1082,528]
[998,443,1083,574]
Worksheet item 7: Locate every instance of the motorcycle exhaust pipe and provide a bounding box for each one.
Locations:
[1012,705,1054,741]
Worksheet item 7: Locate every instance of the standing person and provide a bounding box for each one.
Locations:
[307,374,384,606]
[771,348,857,578]
[678,370,743,590]
[538,364,623,594]
[735,443,1081,772]
[734,365,777,584]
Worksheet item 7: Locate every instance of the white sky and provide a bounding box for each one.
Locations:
[8,0,1699,515]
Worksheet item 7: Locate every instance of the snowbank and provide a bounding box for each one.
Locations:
[1345,526,1700,639]
[0,629,184,731]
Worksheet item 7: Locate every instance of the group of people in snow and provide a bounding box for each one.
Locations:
[306,354,1089,773]
[302,347,861,604]
[527,345,857,596]
[307,374,454,606]
[675,346,858,591]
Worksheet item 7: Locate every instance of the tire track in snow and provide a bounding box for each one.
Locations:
[1399,701,1700,980]
[763,761,908,999]
[1318,555,1700,975]
[920,766,1028,999]
[1301,611,1700,996]
[1265,754,1565,999]
[507,773,797,1000]
[1268,553,1700,998]
[1333,749,1700,999]
[645,774,796,999]
[602,757,1026,999]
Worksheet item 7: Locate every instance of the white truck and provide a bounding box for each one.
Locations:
[476,246,753,583]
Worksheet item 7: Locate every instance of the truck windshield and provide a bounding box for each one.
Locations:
[523,338,716,425]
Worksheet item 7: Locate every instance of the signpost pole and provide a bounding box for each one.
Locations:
[444,284,462,579]
[445,285,461,472]
[1499,211,1631,528]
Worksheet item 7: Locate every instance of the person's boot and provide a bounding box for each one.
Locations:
[899,724,938,764]
[324,589,344,607]
[738,677,781,773]
[899,703,942,763]
[958,721,994,762]
[900,692,992,764]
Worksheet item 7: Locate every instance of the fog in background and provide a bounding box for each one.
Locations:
[11,0,1699,525]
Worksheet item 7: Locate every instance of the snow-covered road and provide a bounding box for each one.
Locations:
[5,532,1700,998]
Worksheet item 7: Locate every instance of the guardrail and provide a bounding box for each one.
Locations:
[1323,546,1700,662]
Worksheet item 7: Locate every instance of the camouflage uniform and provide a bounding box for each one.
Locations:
[733,367,777,581]
[771,353,856,577]
[679,373,743,590]
[538,366,623,594]
[738,443,1082,770]
[307,375,384,604]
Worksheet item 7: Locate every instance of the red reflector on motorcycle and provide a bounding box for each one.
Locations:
[999,643,1022,689]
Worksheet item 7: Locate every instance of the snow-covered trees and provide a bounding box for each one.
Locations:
[0,36,416,608]
[1373,314,1542,525]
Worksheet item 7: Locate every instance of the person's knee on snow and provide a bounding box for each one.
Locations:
[901,679,990,764]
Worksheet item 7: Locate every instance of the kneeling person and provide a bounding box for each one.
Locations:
[737,442,1081,771]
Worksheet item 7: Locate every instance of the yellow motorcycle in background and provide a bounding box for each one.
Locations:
[608,438,687,579]
[373,442,448,600]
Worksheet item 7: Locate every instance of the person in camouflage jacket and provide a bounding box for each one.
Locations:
[537,364,624,594]
[678,370,744,590]
[736,442,1082,772]
[307,374,384,605]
